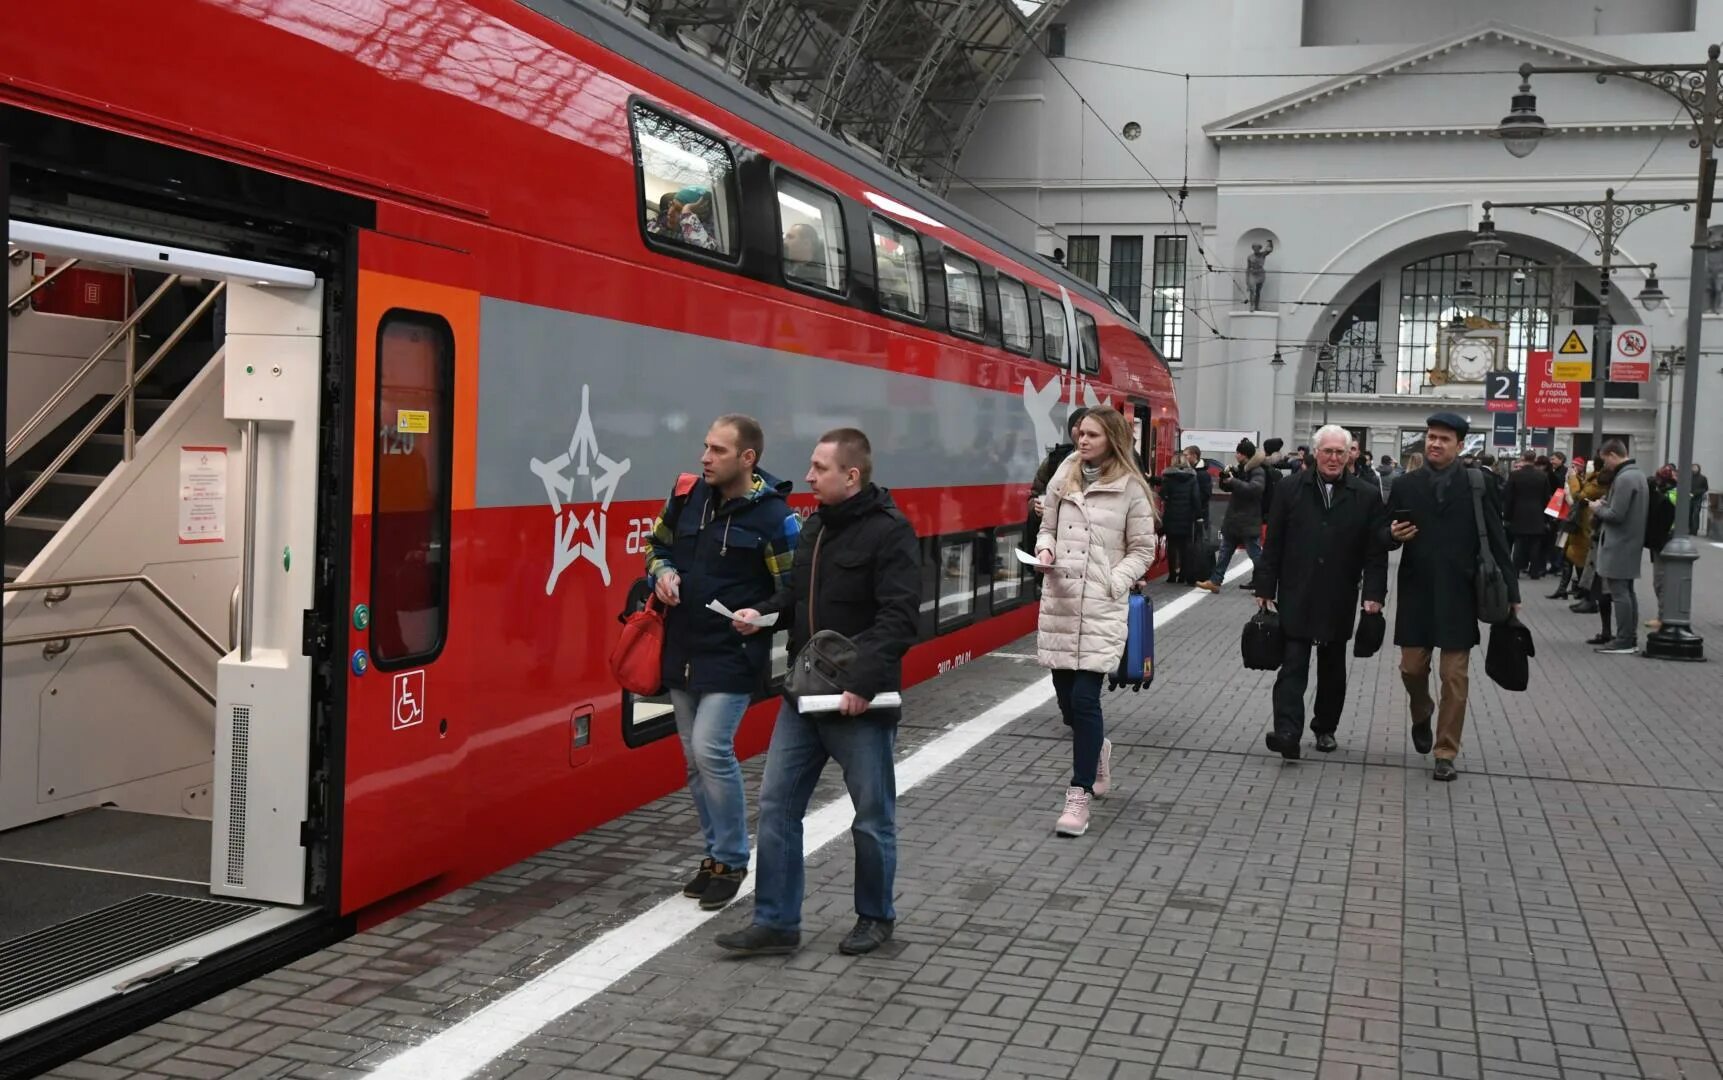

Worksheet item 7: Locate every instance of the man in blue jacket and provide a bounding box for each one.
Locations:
[645,414,800,911]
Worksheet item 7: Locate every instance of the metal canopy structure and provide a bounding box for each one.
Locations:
[599,0,1068,190]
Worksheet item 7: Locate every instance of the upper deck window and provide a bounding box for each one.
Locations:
[1077,311,1100,374]
[1040,293,1067,366]
[871,217,926,319]
[944,252,984,338]
[998,275,1032,355]
[632,103,739,259]
[776,174,848,294]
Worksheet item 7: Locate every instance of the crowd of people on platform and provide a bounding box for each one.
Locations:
[628,406,1712,960]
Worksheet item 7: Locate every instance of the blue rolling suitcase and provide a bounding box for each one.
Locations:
[1108,589,1154,692]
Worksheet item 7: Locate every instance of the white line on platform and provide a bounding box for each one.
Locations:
[366,558,1254,1080]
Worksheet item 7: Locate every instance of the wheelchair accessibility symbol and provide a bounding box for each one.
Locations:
[392,669,426,731]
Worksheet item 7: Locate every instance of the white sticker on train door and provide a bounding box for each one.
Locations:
[178,445,227,544]
[392,669,426,731]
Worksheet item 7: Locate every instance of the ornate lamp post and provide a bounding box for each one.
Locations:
[1658,348,1686,464]
[1495,47,1721,660]
[1476,197,1686,456]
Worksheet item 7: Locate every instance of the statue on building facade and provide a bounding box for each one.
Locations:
[1246,239,1274,311]
[1706,226,1723,314]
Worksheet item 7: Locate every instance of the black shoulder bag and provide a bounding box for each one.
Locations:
[1467,468,1513,626]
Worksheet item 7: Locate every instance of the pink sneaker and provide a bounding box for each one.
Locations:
[1093,738,1113,797]
[1056,786,1092,837]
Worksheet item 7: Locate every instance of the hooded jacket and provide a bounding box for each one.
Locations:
[1157,463,1202,541]
[1217,451,1267,541]
[646,470,799,693]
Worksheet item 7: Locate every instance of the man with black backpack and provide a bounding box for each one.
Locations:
[720,428,920,958]
[644,414,800,911]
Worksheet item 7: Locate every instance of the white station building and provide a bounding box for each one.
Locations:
[952,0,1723,471]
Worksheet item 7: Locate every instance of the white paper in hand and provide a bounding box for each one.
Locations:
[798,692,904,713]
[705,599,779,627]
[1014,548,1054,571]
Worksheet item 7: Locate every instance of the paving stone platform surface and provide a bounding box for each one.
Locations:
[46,547,1723,1080]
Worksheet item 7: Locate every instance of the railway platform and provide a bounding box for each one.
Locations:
[47,550,1723,1080]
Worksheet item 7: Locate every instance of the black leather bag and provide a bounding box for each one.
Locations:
[1485,616,1536,691]
[785,629,860,699]
[1467,468,1513,625]
[1240,609,1284,671]
[1353,609,1386,658]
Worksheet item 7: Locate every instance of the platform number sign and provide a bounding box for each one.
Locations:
[1484,371,1519,413]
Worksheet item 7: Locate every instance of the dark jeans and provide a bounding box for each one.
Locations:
[1272,638,1348,742]
[1165,526,1190,582]
[752,700,896,933]
[1210,534,1262,586]
[1604,576,1638,644]
[1512,534,1544,579]
[1051,669,1105,790]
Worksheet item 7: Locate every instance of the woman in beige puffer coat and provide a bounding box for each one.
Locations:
[1034,406,1158,838]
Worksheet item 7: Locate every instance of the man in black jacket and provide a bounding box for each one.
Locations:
[719,428,921,958]
[1387,413,1520,781]
[1256,425,1389,759]
[1504,450,1552,579]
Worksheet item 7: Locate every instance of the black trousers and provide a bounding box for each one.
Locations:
[1272,637,1348,741]
[1511,534,1544,578]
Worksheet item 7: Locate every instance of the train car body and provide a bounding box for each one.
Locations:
[0,0,1176,1070]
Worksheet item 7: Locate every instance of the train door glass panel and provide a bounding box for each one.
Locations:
[776,173,847,293]
[943,252,984,338]
[871,216,925,319]
[631,102,739,258]
[371,313,453,666]
[998,275,1032,354]
[1076,311,1100,375]
[992,527,1024,606]
[1040,294,1066,366]
[937,536,976,629]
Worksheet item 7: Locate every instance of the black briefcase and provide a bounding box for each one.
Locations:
[1240,609,1283,671]
[1485,616,1536,692]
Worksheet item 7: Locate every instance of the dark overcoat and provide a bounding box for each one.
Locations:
[1255,469,1391,643]
[1387,463,1521,650]
[1503,465,1550,536]
[1157,467,1202,542]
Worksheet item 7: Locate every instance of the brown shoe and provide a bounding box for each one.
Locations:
[1195,581,1220,593]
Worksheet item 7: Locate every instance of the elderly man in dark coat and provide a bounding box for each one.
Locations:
[1255,424,1390,759]
[1386,412,1520,782]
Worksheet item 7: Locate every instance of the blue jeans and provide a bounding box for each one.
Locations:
[1210,534,1262,585]
[752,699,897,932]
[669,690,751,869]
[1051,669,1105,789]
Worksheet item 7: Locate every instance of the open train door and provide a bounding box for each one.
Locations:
[339,261,478,914]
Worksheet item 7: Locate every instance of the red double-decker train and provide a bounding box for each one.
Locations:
[0,0,1176,1069]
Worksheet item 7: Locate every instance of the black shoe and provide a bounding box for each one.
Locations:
[682,857,715,898]
[1548,588,1569,599]
[1411,719,1433,755]
[1314,733,1338,753]
[1239,581,1257,591]
[1433,759,1457,781]
[699,864,747,910]
[715,925,800,956]
[1264,731,1301,760]
[839,917,895,956]
[1571,601,1598,614]
[1594,640,1638,655]
[1586,632,1613,645]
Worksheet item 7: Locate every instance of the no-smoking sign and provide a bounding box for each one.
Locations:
[1610,326,1653,382]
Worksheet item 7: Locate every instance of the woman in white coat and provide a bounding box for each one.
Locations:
[1034,406,1158,837]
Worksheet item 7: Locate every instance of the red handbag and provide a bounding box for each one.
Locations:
[609,596,666,696]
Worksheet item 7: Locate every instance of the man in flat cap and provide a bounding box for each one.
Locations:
[1384,412,1519,781]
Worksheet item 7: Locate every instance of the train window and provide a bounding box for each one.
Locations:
[992,528,1025,605]
[871,217,926,319]
[776,174,847,293]
[1040,294,1067,366]
[998,276,1033,354]
[632,103,740,259]
[370,311,454,667]
[944,252,984,338]
[1077,310,1101,374]
[937,537,976,629]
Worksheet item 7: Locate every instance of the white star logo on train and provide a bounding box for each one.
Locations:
[1022,374,1109,451]
[529,385,632,595]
